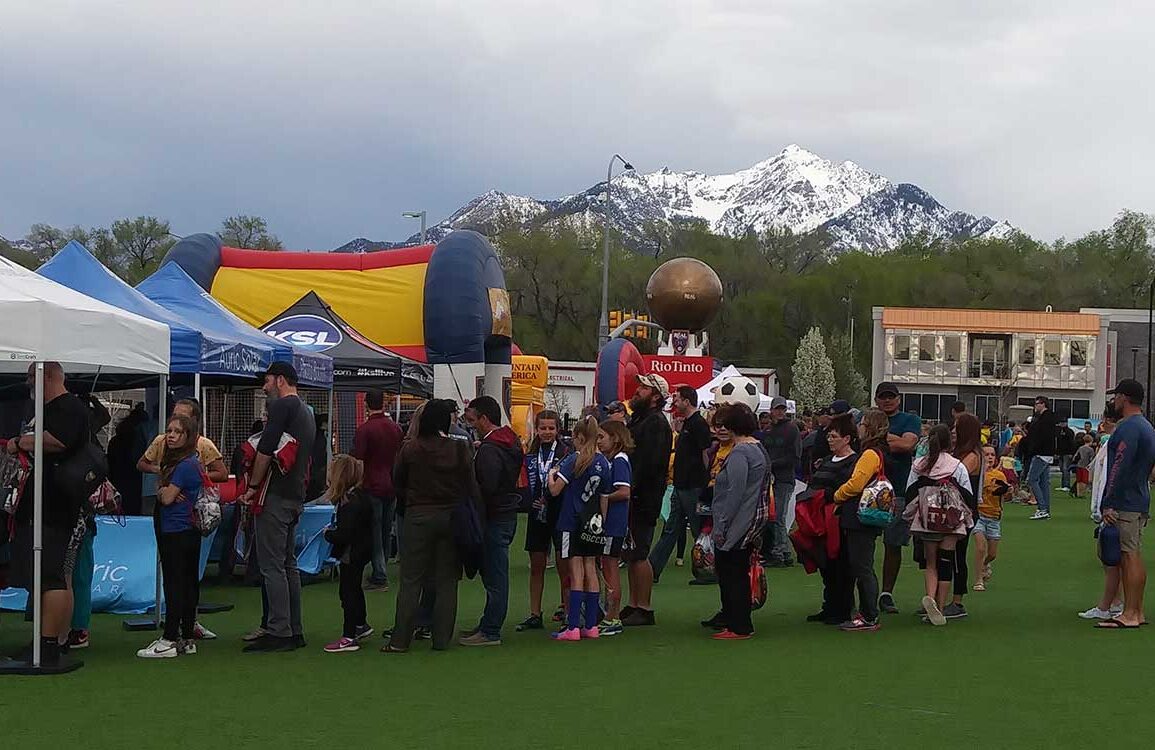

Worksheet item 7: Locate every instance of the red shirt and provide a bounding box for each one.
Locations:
[352,412,403,498]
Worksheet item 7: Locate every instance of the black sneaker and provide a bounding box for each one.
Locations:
[293,634,308,649]
[414,627,432,641]
[516,614,544,632]
[943,603,968,620]
[700,613,726,630]
[619,605,637,620]
[622,608,655,627]
[243,635,296,653]
[806,611,830,623]
[550,606,566,623]
[878,592,899,614]
[689,578,716,586]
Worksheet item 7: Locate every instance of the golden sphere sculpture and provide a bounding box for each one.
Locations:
[644,257,723,332]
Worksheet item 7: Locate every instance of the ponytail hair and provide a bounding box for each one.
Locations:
[924,423,952,473]
[572,416,600,476]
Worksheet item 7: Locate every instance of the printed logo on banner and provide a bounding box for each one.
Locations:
[263,314,344,352]
[642,354,712,389]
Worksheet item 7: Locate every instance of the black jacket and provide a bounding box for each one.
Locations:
[672,411,712,489]
[324,490,374,565]
[1025,410,1059,457]
[629,405,673,524]
[760,418,801,481]
[474,426,525,520]
[1055,425,1076,457]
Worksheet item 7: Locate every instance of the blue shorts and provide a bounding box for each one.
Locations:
[972,516,1002,541]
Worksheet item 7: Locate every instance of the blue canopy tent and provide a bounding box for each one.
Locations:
[137,262,333,388]
[37,241,274,381]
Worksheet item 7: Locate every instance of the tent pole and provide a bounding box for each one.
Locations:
[154,373,167,629]
[31,362,45,668]
[327,389,335,455]
[194,373,203,434]
[396,365,402,421]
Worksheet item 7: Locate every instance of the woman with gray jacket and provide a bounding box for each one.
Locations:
[705,403,769,640]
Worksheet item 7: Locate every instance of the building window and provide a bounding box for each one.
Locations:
[1072,399,1090,419]
[895,334,911,360]
[918,335,935,362]
[969,334,1009,378]
[944,336,961,363]
[1019,341,1035,365]
[975,395,999,422]
[1071,340,1088,366]
[1043,339,1061,366]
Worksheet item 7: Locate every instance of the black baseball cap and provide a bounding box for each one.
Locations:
[606,400,626,414]
[264,361,299,386]
[830,399,851,415]
[1107,378,1145,404]
[875,382,900,398]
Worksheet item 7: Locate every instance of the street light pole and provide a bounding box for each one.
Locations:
[402,211,427,245]
[599,153,634,350]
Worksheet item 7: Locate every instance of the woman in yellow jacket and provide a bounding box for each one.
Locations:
[830,409,891,632]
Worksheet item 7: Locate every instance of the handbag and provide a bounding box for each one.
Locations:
[53,436,109,506]
[193,468,222,537]
[749,550,768,610]
[857,450,896,528]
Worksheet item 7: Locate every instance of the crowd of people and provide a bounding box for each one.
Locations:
[1,360,1152,667]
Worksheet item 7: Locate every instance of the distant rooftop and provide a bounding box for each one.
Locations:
[879,307,1100,336]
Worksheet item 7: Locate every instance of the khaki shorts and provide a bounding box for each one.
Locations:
[1117,511,1149,554]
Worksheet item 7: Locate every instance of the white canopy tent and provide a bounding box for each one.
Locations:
[695,365,775,413]
[0,257,169,673]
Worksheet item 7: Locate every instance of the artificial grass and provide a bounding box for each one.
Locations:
[1,485,1152,749]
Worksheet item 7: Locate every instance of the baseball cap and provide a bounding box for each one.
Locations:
[875,382,900,398]
[606,400,626,415]
[1107,378,1145,404]
[830,399,851,415]
[770,396,788,409]
[1097,523,1122,567]
[636,373,671,399]
[263,361,299,385]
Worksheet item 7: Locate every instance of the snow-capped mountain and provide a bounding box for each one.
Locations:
[348,145,1013,253]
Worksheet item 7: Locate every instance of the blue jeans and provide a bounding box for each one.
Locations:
[649,486,704,579]
[1059,456,1072,489]
[368,494,395,584]
[478,516,517,640]
[1028,457,1052,513]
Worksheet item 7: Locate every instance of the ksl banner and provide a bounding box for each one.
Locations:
[642,355,713,389]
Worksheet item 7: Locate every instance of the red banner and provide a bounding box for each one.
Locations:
[642,355,713,389]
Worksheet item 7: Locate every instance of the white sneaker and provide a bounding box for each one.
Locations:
[137,638,179,659]
[1029,511,1051,520]
[242,627,267,642]
[922,596,946,626]
[1078,607,1115,620]
[1110,603,1125,616]
[193,622,218,640]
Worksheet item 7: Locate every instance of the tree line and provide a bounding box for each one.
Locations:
[0,215,282,283]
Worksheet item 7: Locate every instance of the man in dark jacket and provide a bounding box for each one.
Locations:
[760,396,800,567]
[649,385,712,582]
[1055,422,1076,492]
[1025,396,1059,520]
[623,374,673,627]
[461,396,524,646]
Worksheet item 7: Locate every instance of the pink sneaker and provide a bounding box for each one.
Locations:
[323,637,360,653]
[550,627,581,641]
[580,627,601,639]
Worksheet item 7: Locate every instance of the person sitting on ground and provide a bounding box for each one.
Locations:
[322,455,375,653]
[971,445,1009,592]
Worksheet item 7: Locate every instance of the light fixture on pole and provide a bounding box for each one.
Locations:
[402,211,427,245]
[599,154,634,350]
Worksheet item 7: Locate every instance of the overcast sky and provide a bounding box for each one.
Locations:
[2,0,1151,249]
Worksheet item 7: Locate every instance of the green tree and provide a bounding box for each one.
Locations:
[23,223,67,259]
[790,326,836,413]
[92,217,176,283]
[219,215,283,250]
[828,330,868,407]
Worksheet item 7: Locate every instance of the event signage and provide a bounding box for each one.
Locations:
[263,314,343,352]
[642,354,712,389]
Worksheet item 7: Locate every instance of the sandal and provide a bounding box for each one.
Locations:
[973,581,986,592]
[1095,617,1141,630]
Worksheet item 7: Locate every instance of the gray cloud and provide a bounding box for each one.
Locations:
[1,0,1151,248]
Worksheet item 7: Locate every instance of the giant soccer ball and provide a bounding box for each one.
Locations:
[645,257,723,332]
[713,374,760,412]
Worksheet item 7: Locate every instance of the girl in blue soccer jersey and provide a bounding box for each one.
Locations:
[547,416,612,641]
[596,420,634,636]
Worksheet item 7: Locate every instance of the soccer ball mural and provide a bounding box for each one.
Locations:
[713,374,760,412]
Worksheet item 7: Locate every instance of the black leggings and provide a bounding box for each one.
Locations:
[716,546,754,635]
[954,533,970,596]
[158,529,201,642]
[338,562,368,638]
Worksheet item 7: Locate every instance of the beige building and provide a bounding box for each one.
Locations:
[870,307,1109,422]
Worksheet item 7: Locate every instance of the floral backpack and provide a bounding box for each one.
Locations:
[857,449,896,528]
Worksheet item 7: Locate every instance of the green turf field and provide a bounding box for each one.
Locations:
[1,484,1151,749]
